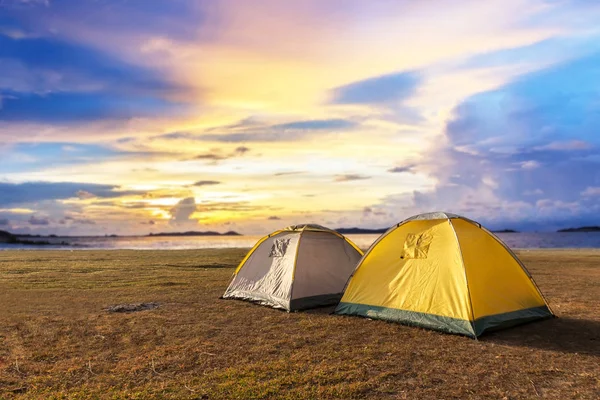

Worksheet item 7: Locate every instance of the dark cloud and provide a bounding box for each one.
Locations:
[74,218,95,225]
[192,153,228,161]
[234,146,250,155]
[388,164,415,173]
[190,146,251,163]
[169,197,197,224]
[0,218,9,225]
[267,216,281,220]
[331,71,420,104]
[0,181,146,206]
[59,216,94,225]
[192,180,222,186]
[273,171,305,176]
[28,215,49,225]
[334,174,371,182]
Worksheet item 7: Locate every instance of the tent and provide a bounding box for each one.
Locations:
[223,224,363,311]
[335,212,554,338]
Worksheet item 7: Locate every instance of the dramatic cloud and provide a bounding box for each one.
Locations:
[397,50,600,229]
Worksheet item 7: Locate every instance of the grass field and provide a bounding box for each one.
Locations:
[0,249,598,399]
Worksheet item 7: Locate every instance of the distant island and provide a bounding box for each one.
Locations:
[148,230,241,237]
[557,226,600,232]
[335,227,521,234]
[336,227,390,234]
[0,230,69,246]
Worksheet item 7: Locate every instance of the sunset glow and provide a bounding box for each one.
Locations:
[1,0,600,235]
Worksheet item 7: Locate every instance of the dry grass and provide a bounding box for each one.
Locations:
[0,248,598,399]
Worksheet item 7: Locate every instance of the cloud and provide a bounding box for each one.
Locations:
[271,119,355,131]
[331,71,420,105]
[519,160,541,170]
[0,181,146,206]
[0,218,9,225]
[581,187,600,197]
[273,171,304,176]
[0,91,185,122]
[334,174,371,182]
[0,33,190,122]
[76,190,96,199]
[193,153,228,161]
[388,164,415,173]
[63,216,96,225]
[395,50,600,230]
[169,197,197,225]
[164,118,357,143]
[524,189,543,196]
[234,146,250,155]
[28,215,49,225]
[534,140,592,151]
[189,146,252,163]
[267,216,281,220]
[192,180,222,187]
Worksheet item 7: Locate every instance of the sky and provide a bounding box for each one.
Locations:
[1,0,600,235]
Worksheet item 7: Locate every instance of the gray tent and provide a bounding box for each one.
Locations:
[222,224,363,311]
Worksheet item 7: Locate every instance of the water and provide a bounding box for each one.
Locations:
[2,232,600,250]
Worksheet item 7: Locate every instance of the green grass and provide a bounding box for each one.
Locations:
[0,249,598,399]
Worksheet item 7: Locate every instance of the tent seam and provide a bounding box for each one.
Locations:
[448,218,477,337]
[288,230,303,311]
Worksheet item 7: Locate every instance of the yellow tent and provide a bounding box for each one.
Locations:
[335,212,554,338]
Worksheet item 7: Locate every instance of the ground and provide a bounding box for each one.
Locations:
[0,249,598,399]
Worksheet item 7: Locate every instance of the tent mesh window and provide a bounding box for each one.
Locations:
[269,238,291,257]
[401,231,433,259]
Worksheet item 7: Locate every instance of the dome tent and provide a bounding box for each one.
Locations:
[223,224,363,311]
[335,212,554,338]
